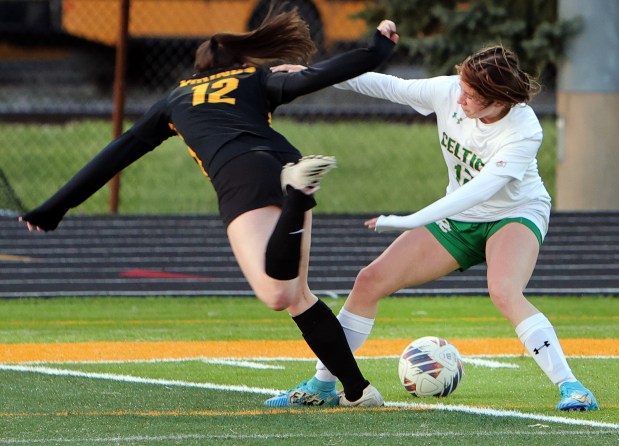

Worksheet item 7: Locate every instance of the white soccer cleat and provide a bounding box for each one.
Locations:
[281,155,336,194]
[339,384,384,407]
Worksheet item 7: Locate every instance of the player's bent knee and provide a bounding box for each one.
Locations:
[352,266,386,300]
[488,280,517,312]
[256,287,296,311]
[356,265,381,287]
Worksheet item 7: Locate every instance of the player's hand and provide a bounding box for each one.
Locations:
[270,64,307,73]
[18,216,43,232]
[377,20,399,44]
[364,217,380,230]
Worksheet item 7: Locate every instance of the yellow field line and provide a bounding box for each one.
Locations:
[0,406,415,418]
[1,315,616,327]
[0,338,616,363]
[1,404,618,419]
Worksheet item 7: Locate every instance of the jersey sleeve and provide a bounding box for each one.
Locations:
[265,29,395,105]
[335,74,455,116]
[374,169,511,232]
[21,132,156,231]
[21,99,174,231]
[483,130,543,181]
[129,97,177,145]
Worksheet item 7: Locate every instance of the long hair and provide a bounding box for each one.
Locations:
[456,45,540,106]
[194,4,316,72]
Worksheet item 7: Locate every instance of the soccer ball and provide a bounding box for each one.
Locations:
[398,336,464,397]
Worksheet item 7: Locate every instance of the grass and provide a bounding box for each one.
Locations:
[1,118,557,214]
[0,295,617,445]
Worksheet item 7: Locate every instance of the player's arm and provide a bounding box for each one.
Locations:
[368,134,541,232]
[266,24,396,104]
[20,132,155,231]
[368,169,511,232]
[21,100,174,231]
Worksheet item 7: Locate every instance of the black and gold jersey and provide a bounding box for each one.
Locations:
[131,66,295,178]
[131,29,394,178]
[23,30,394,230]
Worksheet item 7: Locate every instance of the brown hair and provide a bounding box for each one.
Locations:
[456,45,540,106]
[194,4,316,72]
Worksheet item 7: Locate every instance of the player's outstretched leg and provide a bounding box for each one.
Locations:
[281,155,336,194]
[556,381,599,411]
[264,377,339,407]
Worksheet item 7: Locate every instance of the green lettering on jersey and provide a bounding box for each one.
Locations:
[440,131,485,185]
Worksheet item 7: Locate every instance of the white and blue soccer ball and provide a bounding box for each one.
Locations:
[398,336,464,397]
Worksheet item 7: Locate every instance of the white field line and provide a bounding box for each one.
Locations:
[1,430,618,444]
[0,364,279,396]
[466,354,619,360]
[384,401,619,430]
[7,355,619,369]
[461,357,519,368]
[199,358,285,369]
[8,356,519,369]
[1,363,618,431]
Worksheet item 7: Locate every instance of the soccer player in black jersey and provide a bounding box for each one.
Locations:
[20,7,398,407]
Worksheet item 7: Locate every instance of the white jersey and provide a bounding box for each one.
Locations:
[337,74,552,236]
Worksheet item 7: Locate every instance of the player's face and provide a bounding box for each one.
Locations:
[457,81,508,124]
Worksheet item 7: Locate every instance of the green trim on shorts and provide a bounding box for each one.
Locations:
[426,217,543,271]
[487,217,543,246]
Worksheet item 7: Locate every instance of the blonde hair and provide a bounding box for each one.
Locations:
[456,45,540,106]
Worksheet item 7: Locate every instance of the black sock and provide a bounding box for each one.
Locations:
[265,187,316,280]
[293,300,368,401]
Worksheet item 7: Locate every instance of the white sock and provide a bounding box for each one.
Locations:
[515,313,576,386]
[314,308,375,382]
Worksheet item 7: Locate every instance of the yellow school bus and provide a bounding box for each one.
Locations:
[62,0,370,49]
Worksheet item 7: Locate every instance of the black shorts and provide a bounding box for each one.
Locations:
[211,150,315,227]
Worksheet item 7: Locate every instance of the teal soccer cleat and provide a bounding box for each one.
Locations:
[264,379,339,407]
[556,381,599,411]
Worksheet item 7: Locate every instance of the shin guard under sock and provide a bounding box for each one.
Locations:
[293,300,368,401]
[265,187,315,280]
[516,313,575,385]
[315,308,375,382]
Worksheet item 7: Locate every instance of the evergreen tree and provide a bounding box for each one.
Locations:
[357,0,581,86]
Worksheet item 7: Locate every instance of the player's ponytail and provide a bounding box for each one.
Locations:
[194,3,316,72]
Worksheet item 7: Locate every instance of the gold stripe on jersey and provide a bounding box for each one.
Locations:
[179,67,257,87]
[187,146,210,178]
[169,122,210,178]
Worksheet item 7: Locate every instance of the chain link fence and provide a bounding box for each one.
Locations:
[0,0,557,217]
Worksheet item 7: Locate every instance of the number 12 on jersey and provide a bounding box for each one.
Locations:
[192,78,239,106]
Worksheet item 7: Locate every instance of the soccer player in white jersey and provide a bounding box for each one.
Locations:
[266,45,599,411]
